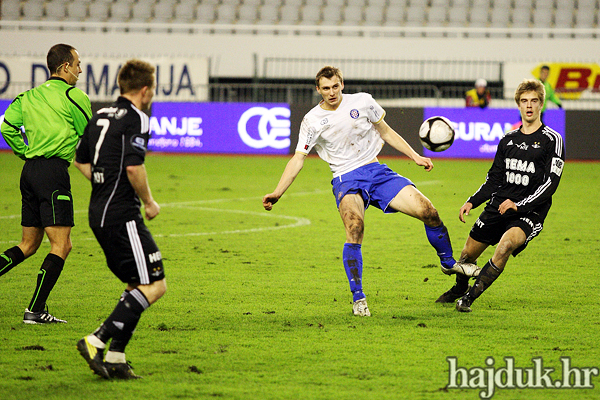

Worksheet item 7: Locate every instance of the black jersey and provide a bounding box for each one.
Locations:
[468,124,565,221]
[76,97,149,228]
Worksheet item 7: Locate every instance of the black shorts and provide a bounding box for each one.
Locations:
[21,157,74,227]
[92,219,165,285]
[469,209,544,257]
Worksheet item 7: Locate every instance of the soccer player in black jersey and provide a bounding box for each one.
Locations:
[74,60,166,379]
[436,78,565,312]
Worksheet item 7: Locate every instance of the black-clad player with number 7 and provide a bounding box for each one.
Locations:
[436,78,565,312]
[74,60,166,379]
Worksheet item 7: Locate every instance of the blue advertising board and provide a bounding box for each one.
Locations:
[0,101,292,155]
[148,102,291,154]
[0,99,12,150]
[422,108,566,159]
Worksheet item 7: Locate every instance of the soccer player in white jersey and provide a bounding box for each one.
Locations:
[263,66,479,316]
[437,78,565,312]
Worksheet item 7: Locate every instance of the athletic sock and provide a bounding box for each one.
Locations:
[105,351,126,364]
[0,246,25,277]
[28,253,65,312]
[424,223,456,269]
[343,243,365,302]
[96,289,150,353]
[86,334,106,349]
[452,273,470,294]
[467,259,503,301]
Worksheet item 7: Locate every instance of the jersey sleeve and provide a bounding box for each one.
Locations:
[467,140,506,208]
[514,132,565,213]
[0,94,27,159]
[123,112,148,167]
[295,117,315,154]
[364,94,385,124]
[66,87,92,137]
[75,122,92,164]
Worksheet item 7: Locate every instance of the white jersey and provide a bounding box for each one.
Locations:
[296,92,386,177]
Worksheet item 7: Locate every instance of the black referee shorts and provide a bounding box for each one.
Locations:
[20,157,74,228]
[469,209,544,257]
[92,219,165,285]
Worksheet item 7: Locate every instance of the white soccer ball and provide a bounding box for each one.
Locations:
[419,116,455,152]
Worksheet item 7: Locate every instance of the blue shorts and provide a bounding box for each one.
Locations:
[331,163,414,213]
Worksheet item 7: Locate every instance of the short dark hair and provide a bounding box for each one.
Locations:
[541,65,550,71]
[117,59,155,95]
[47,44,76,75]
[315,66,343,87]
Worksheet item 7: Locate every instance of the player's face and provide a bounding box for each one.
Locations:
[316,76,344,110]
[140,83,155,110]
[518,91,543,124]
[539,68,549,82]
[65,50,82,85]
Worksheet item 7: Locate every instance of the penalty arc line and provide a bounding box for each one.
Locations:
[0,181,440,242]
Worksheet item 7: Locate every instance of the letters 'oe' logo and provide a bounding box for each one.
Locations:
[237,107,291,149]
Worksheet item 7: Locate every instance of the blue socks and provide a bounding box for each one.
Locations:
[343,243,365,302]
[424,223,456,269]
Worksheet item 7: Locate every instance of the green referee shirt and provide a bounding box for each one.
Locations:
[1,77,92,162]
[541,79,562,113]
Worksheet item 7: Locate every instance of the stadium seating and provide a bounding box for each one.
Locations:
[65,2,89,21]
[7,0,598,33]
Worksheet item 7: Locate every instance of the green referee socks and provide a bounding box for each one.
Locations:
[28,253,65,312]
[0,246,25,277]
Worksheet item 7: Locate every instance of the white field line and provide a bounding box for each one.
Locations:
[0,181,440,243]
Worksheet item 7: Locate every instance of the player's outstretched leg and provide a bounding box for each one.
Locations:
[436,274,471,303]
[103,288,149,379]
[0,246,25,278]
[343,243,370,316]
[425,223,480,277]
[456,259,503,312]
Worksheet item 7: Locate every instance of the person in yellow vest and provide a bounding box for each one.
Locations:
[465,78,491,108]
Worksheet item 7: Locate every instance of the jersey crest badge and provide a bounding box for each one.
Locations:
[131,135,147,152]
[350,109,359,119]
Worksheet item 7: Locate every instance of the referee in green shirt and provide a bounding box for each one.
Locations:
[0,43,92,324]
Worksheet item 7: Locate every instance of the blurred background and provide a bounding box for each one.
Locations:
[1,0,599,159]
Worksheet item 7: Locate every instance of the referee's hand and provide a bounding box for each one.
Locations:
[144,200,160,220]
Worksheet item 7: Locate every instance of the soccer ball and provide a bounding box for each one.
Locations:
[419,116,455,152]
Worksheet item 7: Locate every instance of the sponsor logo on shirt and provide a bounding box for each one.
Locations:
[516,142,529,151]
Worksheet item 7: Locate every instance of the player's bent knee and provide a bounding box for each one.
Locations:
[139,279,167,304]
[420,204,441,226]
[343,212,364,238]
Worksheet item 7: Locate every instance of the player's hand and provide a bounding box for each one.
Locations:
[414,155,434,172]
[459,202,473,223]
[144,200,160,220]
[498,199,517,215]
[262,193,280,211]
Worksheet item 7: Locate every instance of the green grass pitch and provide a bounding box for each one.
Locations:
[0,151,598,400]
